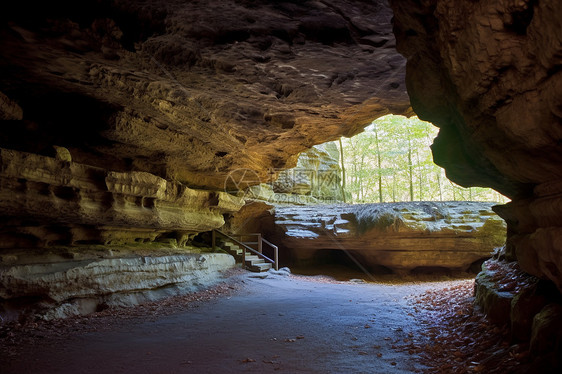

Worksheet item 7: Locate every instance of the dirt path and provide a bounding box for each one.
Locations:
[1,272,472,374]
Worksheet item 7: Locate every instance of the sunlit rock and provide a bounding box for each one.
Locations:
[0,149,243,247]
[269,201,506,273]
[274,142,343,201]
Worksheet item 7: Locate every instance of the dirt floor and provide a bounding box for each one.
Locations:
[0,267,529,373]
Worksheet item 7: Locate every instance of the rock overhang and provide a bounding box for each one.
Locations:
[0,0,411,191]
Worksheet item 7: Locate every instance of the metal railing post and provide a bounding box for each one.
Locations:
[214,229,278,271]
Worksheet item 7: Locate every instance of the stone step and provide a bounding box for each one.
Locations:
[219,238,276,273]
[249,262,272,272]
[245,257,265,265]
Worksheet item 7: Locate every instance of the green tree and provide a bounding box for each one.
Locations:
[339,115,508,204]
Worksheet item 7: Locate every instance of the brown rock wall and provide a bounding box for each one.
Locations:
[0,148,243,247]
[391,0,562,197]
[0,0,410,190]
[390,0,562,288]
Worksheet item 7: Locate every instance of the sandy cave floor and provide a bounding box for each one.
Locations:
[0,268,529,374]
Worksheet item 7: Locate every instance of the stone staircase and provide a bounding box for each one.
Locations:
[219,239,273,273]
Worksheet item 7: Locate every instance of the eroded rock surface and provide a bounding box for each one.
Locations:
[390,0,562,291]
[474,253,562,368]
[0,247,235,321]
[0,0,409,190]
[391,1,562,365]
[0,148,243,247]
[274,142,343,201]
[270,202,506,273]
[0,0,410,321]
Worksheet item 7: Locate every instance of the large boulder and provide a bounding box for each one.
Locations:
[270,201,506,273]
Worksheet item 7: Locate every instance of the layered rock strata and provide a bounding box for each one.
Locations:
[0,148,243,247]
[273,142,343,201]
[245,142,344,205]
[0,247,235,320]
[0,0,410,191]
[0,0,411,320]
[269,202,506,273]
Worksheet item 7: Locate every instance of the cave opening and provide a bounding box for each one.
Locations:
[248,113,509,281]
[1,0,561,371]
[337,114,509,204]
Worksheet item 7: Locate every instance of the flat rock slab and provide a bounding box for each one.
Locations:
[0,249,235,321]
[271,201,506,273]
[0,273,467,374]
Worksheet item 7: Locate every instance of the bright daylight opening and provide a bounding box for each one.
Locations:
[338,114,510,204]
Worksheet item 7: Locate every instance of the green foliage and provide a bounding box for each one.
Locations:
[339,115,509,204]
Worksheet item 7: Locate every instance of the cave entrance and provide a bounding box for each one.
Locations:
[248,114,509,279]
[257,114,508,205]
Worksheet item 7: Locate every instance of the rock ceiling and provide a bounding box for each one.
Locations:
[0,0,410,190]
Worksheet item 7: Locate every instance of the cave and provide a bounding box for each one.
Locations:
[1,0,562,372]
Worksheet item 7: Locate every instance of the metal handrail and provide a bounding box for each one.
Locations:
[261,237,279,271]
[212,230,279,271]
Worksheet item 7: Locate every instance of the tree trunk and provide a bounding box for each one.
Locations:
[437,171,443,201]
[374,126,383,203]
[416,147,423,201]
[407,133,414,201]
[338,138,346,203]
[392,172,397,202]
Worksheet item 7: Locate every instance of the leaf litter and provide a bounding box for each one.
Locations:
[396,279,531,374]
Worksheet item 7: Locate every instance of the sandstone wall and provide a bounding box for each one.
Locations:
[390,0,562,288]
[270,202,506,273]
[274,142,343,202]
[0,247,235,320]
[0,148,243,247]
